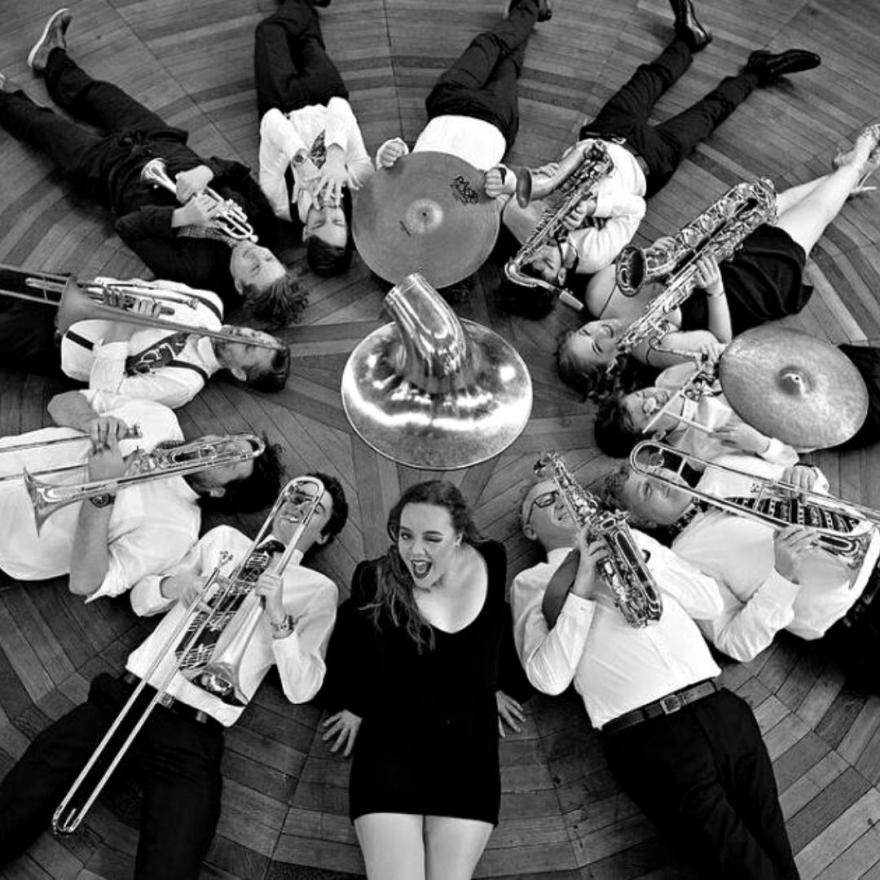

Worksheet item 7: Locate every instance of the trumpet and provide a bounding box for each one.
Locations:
[51,476,324,834]
[642,351,720,436]
[629,440,876,570]
[25,433,266,532]
[0,264,283,350]
[141,158,257,242]
[535,451,663,628]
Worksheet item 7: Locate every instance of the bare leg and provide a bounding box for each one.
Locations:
[774,175,829,215]
[424,815,493,880]
[355,813,425,880]
[775,126,880,255]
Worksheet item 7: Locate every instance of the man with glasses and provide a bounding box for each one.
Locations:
[511,473,800,879]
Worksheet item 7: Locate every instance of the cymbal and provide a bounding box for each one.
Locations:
[352,151,500,288]
[719,326,868,449]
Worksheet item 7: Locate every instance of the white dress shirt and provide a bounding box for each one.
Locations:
[673,452,880,662]
[652,362,798,466]
[0,392,200,600]
[259,99,374,223]
[511,534,723,730]
[61,279,224,410]
[376,112,508,174]
[126,525,338,726]
[501,139,647,274]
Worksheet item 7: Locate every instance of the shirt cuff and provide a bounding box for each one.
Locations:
[761,570,801,609]
[561,592,595,620]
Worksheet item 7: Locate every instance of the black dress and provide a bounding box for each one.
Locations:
[679,224,813,336]
[324,540,530,825]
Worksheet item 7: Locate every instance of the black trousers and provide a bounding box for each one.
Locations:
[254,0,349,119]
[603,689,800,880]
[582,38,760,197]
[0,673,224,880]
[424,0,539,150]
[0,50,173,192]
[0,299,59,374]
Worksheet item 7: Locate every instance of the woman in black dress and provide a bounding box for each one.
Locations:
[321,480,529,880]
[554,123,880,398]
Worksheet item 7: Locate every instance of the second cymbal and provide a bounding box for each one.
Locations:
[719,326,868,449]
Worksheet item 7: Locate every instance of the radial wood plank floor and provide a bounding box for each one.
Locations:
[2,0,880,878]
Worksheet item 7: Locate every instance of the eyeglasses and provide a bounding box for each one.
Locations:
[524,489,559,527]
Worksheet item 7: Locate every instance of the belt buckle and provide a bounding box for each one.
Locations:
[158,692,175,710]
[659,694,684,714]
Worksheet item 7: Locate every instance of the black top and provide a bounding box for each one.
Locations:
[680,224,813,336]
[324,539,530,744]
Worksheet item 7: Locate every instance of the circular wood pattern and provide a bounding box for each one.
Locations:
[2,1,880,878]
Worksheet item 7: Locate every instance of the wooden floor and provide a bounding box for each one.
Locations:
[2,0,880,877]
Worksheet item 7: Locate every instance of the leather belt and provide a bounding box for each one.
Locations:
[120,671,220,728]
[602,680,719,735]
[579,131,649,179]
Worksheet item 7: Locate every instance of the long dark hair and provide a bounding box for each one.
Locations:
[368,480,481,652]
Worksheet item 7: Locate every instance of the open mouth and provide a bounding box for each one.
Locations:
[409,559,432,579]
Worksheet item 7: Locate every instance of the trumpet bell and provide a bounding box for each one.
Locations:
[341,273,533,469]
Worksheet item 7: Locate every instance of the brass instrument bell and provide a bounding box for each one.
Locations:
[341,273,533,469]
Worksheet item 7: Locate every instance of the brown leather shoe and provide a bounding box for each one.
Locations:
[27,8,72,75]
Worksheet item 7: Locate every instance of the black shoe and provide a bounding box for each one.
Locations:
[745,48,821,85]
[27,8,72,75]
[670,0,712,52]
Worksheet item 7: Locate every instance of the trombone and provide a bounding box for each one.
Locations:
[25,433,266,532]
[52,476,325,834]
[629,439,877,570]
[0,264,283,350]
[0,424,142,456]
[140,158,257,242]
[0,425,143,485]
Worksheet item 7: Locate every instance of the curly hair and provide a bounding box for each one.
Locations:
[199,435,285,514]
[242,341,291,393]
[243,266,309,326]
[367,480,482,653]
[600,463,633,514]
[305,470,349,543]
[594,393,642,458]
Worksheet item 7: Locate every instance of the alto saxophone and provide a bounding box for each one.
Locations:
[504,141,614,309]
[534,452,663,628]
[612,178,777,359]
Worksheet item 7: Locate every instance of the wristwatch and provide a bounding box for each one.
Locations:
[269,615,294,638]
[89,493,116,508]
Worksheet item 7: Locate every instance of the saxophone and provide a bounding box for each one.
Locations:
[534,452,663,628]
[613,178,777,358]
[504,141,615,308]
